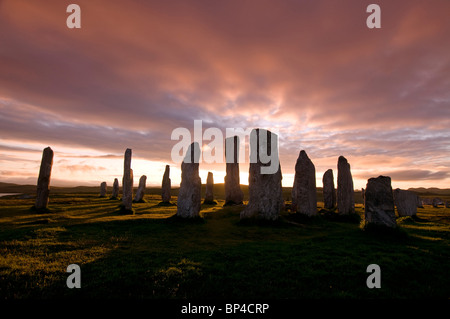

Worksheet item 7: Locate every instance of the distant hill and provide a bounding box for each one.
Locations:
[0,182,36,194]
[2,182,448,202]
[407,187,450,196]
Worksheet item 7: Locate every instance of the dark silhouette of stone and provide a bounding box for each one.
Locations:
[177,142,202,218]
[393,188,418,217]
[111,178,119,199]
[322,169,336,210]
[100,182,107,197]
[432,197,443,208]
[161,165,171,203]
[203,171,216,204]
[35,147,54,211]
[224,136,244,205]
[133,175,147,202]
[337,156,355,215]
[122,148,133,211]
[240,129,283,221]
[292,150,317,216]
[364,176,396,228]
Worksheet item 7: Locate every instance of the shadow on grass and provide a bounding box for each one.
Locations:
[397,215,428,224]
[155,201,177,207]
[319,210,362,224]
[238,216,290,228]
[114,204,135,215]
[164,214,206,224]
[202,200,218,205]
[283,212,323,226]
[361,223,409,239]
[29,205,54,214]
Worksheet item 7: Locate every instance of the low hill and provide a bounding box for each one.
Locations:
[2,182,448,203]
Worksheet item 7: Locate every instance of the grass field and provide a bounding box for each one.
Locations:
[0,186,449,300]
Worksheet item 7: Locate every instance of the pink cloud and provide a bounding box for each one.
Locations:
[0,0,449,187]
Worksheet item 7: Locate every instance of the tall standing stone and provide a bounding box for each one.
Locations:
[337,156,355,215]
[177,142,202,218]
[134,175,147,202]
[292,150,317,216]
[35,147,54,211]
[161,165,171,203]
[100,182,107,197]
[322,169,336,210]
[224,136,244,205]
[364,176,397,228]
[122,148,133,211]
[393,188,418,217]
[111,178,119,199]
[240,129,283,221]
[204,172,216,204]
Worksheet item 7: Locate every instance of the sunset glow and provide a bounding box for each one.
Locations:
[1,0,449,190]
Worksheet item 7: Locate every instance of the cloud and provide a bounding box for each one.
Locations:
[59,165,107,174]
[0,0,449,187]
[355,169,450,182]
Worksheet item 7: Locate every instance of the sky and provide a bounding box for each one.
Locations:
[0,0,449,190]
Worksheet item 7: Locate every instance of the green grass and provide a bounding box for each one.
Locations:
[0,191,449,299]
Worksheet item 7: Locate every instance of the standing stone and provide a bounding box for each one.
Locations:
[240,129,283,221]
[322,169,336,210]
[364,176,397,228]
[224,136,244,205]
[204,172,216,204]
[177,142,202,218]
[100,182,107,197]
[161,165,171,203]
[432,197,442,208]
[393,188,418,217]
[134,175,147,202]
[417,196,424,208]
[291,150,317,216]
[35,147,54,211]
[337,156,355,215]
[122,148,133,211]
[111,178,119,199]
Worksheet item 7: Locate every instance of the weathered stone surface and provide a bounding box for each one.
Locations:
[204,171,216,204]
[224,136,244,205]
[134,175,147,202]
[111,178,119,199]
[393,188,418,217]
[35,147,54,210]
[322,169,336,210]
[161,165,171,203]
[122,148,133,211]
[291,150,317,216]
[364,176,397,228]
[337,156,355,215]
[177,142,202,218]
[240,129,283,221]
[100,182,107,197]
